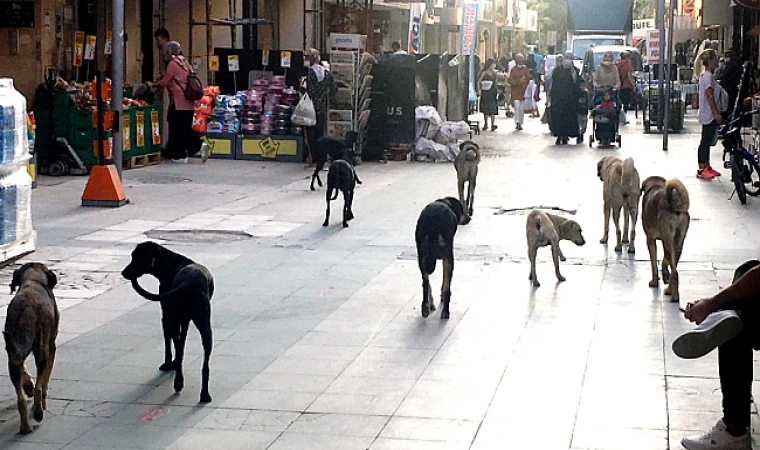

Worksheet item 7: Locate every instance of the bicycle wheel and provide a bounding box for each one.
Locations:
[732,156,747,205]
[743,157,760,197]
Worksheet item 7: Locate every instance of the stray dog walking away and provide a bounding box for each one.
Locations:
[526,210,586,287]
[415,197,469,319]
[122,242,215,403]
[3,263,59,434]
[323,156,357,228]
[597,156,642,253]
[310,131,361,191]
[455,140,481,218]
[641,176,690,303]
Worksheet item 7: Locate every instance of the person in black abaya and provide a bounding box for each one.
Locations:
[718,50,742,121]
[549,51,580,145]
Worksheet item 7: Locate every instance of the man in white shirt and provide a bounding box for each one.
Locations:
[392,41,408,55]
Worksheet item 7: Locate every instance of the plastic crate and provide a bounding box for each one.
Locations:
[123,85,133,99]
[53,89,81,110]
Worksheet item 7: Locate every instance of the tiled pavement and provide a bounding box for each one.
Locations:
[0,108,760,449]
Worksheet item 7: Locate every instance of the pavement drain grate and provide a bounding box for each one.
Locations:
[126,175,193,185]
[145,229,252,243]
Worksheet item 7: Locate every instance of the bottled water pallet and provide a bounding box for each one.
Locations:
[123,152,161,170]
[0,231,35,267]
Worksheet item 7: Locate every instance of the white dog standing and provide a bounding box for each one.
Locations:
[526,210,586,287]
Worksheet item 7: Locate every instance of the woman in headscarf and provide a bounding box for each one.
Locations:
[305,49,336,162]
[594,51,621,91]
[549,51,580,145]
[150,41,209,163]
[477,58,499,131]
[508,53,530,131]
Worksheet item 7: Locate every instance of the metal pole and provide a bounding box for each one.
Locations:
[206,0,213,83]
[112,0,124,177]
[663,0,675,151]
[656,0,665,131]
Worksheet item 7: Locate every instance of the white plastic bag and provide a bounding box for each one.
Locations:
[291,93,317,127]
[415,106,442,139]
[435,121,471,144]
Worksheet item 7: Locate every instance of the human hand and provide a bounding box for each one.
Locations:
[145,81,153,88]
[684,298,719,324]
[715,115,724,125]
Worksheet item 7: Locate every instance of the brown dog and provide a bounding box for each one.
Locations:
[3,263,59,434]
[597,156,641,253]
[641,176,690,303]
[454,140,481,218]
[526,210,586,287]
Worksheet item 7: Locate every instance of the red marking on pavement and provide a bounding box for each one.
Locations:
[137,407,169,422]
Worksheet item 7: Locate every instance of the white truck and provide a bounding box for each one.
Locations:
[566,0,634,71]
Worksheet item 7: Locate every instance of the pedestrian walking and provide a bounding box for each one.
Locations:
[696,49,724,180]
[593,51,621,91]
[305,49,336,162]
[508,54,530,131]
[549,51,580,145]
[477,59,499,131]
[615,51,635,121]
[150,41,209,164]
[675,259,760,450]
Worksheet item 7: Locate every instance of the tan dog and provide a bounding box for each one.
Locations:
[3,263,59,434]
[597,156,642,253]
[526,210,586,287]
[641,176,690,303]
[454,140,481,218]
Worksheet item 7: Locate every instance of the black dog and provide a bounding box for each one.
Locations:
[323,155,357,228]
[310,131,362,191]
[415,197,469,319]
[121,242,214,403]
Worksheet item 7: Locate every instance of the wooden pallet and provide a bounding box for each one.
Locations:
[124,152,162,170]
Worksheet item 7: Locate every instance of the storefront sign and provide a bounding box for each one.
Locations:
[227,55,239,72]
[735,0,760,9]
[633,19,655,39]
[73,31,85,67]
[0,2,35,29]
[408,3,425,54]
[527,9,538,31]
[208,55,219,72]
[258,137,280,159]
[150,110,161,145]
[241,138,298,157]
[84,35,96,60]
[281,51,292,68]
[135,111,145,148]
[460,1,479,56]
[122,113,130,151]
[104,31,112,55]
[328,34,364,50]
[547,30,557,46]
[262,49,270,66]
[646,29,660,64]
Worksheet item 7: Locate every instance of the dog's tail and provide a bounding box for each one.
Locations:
[666,178,690,213]
[621,158,640,198]
[464,148,478,161]
[329,187,339,201]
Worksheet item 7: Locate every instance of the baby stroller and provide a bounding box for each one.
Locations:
[589,89,622,148]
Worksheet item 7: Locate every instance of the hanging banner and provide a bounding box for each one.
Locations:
[104,31,112,55]
[408,3,425,54]
[646,29,660,65]
[281,51,292,68]
[84,35,96,60]
[73,31,84,67]
[227,55,239,72]
[208,55,219,72]
[262,49,270,66]
[461,1,479,102]
[527,9,538,31]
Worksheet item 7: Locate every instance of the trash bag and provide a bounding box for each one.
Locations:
[291,93,317,127]
[435,121,471,144]
[415,106,442,139]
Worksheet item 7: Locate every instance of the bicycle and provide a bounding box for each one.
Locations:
[719,108,760,205]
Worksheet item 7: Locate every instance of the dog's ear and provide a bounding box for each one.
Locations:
[596,160,603,178]
[10,267,21,294]
[45,267,57,290]
[443,197,465,219]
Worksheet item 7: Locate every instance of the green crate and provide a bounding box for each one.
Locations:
[70,142,100,166]
[53,89,81,110]
[68,110,92,130]
[123,86,133,99]
[67,126,110,147]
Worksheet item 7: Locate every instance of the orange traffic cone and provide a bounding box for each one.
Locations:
[81,165,128,207]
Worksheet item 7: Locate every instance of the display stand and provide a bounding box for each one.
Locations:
[328,34,373,161]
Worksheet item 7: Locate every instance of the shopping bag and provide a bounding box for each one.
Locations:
[292,93,317,127]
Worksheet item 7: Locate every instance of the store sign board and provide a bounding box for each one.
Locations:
[104,31,113,55]
[84,35,96,60]
[646,29,660,64]
[228,55,239,72]
[281,51,292,68]
[329,33,364,50]
[262,49,270,66]
[460,1,479,56]
[73,31,85,67]
[408,4,425,54]
[0,2,35,29]
[735,0,760,10]
[208,55,219,72]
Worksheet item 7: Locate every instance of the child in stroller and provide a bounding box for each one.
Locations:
[589,89,622,148]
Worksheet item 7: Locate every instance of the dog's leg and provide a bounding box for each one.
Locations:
[40,342,55,411]
[668,228,687,304]
[627,206,637,254]
[467,177,476,216]
[346,190,355,222]
[195,316,213,403]
[647,237,659,287]
[323,189,331,227]
[9,362,32,434]
[32,342,49,423]
[612,207,623,252]
[172,321,189,395]
[551,242,566,283]
[159,315,176,371]
[558,244,567,262]
[528,245,540,287]
[662,249,672,286]
[421,272,432,318]
[622,204,631,244]
[21,364,33,397]
[600,202,611,244]
[354,170,362,185]
[341,190,350,228]
[441,254,453,320]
